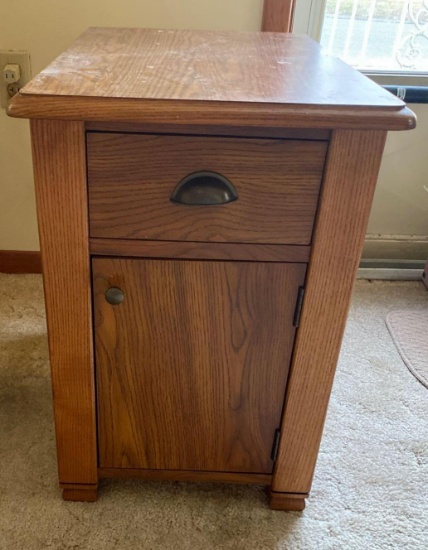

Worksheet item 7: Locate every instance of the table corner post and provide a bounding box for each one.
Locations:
[271,129,387,505]
[30,119,98,500]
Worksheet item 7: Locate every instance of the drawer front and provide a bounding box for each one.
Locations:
[87,133,327,245]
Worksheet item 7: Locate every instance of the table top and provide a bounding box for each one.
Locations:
[8,28,416,130]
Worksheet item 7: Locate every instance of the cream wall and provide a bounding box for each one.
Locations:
[1,0,427,256]
[367,105,428,249]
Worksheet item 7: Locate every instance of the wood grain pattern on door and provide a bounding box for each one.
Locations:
[93,258,306,473]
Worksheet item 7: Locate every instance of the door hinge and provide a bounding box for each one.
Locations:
[293,286,305,328]
[271,429,281,462]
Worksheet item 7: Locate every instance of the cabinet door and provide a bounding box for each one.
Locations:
[93,258,306,473]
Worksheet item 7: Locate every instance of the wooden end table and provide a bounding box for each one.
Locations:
[8,28,415,510]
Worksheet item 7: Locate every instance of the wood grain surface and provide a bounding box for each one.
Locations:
[8,95,416,131]
[262,0,296,33]
[61,484,98,502]
[30,120,97,486]
[19,29,404,108]
[268,490,308,511]
[89,238,311,263]
[85,122,331,141]
[87,133,326,244]
[93,258,306,473]
[8,29,416,130]
[271,130,388,495]
[98,468,272,485]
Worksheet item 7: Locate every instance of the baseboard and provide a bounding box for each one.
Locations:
[0,250,42,274]
[357,268,424,281]
[357,259,426,281]
[362,236,428,261]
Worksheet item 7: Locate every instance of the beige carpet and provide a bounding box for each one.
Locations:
[386,310,428,389]
[1,275,428,550]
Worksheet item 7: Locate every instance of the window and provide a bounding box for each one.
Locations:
[294,0,428,84]
[319,0,428,74]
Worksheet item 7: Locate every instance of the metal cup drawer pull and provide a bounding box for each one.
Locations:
[170,171,238,206]
[105,287,125,305]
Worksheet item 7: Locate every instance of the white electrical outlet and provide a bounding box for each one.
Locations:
[0,51,31,109]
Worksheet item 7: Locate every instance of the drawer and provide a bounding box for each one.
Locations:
[87,133,327,245]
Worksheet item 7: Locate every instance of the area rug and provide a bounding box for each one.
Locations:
[386,309,428,389]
